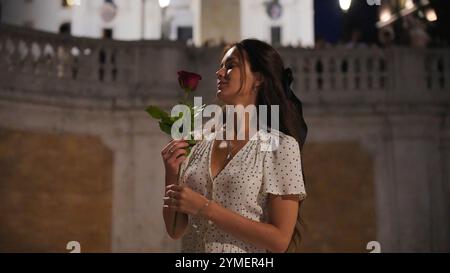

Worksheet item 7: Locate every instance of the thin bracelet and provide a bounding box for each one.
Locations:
[197,199,211,216]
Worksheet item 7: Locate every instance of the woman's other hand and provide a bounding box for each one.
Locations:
[164,184,209,216]
[161,139,189,184]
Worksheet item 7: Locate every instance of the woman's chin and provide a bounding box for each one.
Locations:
[216,90,228,102]
[216,91,232,105]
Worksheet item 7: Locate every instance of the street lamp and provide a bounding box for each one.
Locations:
[159,0,170,9]
[425,8,437,22]
[159,0,171,40]
[380,8,393,23]
[376,0,437,28]
[374,0,439,47]
[339,0,351,12]
[404,0,415,10]
[66,0,81,7]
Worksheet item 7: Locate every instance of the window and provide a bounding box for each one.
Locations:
[59,22,71,34]
[103,28,113,39]
[177,26,193,43]
[271,26,282,46]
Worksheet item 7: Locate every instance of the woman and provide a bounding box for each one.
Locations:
[161,39,308,253]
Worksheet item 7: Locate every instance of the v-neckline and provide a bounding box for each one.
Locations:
[208,132,252,182]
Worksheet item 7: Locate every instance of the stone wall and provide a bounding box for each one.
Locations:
[301,141,376,252]
[0,127,112,252]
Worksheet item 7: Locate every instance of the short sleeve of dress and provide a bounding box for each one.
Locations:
[261,134,307,200]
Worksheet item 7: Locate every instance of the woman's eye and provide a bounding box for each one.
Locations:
[218,62,235,70]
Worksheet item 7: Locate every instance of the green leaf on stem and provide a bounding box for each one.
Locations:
[145,105,169,120]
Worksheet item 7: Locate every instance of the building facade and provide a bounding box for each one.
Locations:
[0,0,314,46]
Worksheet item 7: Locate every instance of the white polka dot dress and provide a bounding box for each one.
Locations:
[178,127,307,253]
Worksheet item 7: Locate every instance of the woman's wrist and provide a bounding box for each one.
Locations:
[165,174,178,187]
[197,198,214,219]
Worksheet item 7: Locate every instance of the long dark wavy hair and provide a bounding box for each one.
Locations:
[220,39,308,252]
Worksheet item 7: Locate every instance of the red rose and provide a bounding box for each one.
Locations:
[177,70,202,92]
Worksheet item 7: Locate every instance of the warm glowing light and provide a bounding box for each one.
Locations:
[380,9,392,23]
[339,0,351,12]
[404,0,415,10]
[67,0,81,6]
[158,0,171,8]
[425,9,437,22]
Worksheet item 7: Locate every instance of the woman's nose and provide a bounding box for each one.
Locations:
[216,67,225,79]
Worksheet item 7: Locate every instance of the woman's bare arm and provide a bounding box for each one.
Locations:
[161,139,190,239]
[163,207,188,239]
[163,176,189,239]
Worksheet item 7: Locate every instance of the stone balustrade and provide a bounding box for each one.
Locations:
[1,24,448,110]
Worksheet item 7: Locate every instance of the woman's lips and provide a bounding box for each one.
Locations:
[217,83,226,88]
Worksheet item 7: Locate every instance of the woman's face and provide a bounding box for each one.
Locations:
[215,46,260,106]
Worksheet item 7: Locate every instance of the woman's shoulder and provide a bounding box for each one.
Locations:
[257,128,294,138]
[256,128,297,143]
[255,129,299,153]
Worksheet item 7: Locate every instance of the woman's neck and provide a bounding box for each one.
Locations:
[223,111,258,141]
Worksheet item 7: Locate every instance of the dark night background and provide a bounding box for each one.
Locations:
[314,0,450,46]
